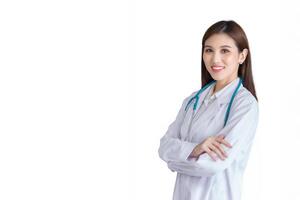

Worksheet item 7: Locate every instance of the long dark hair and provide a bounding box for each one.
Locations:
[201,20,258,101]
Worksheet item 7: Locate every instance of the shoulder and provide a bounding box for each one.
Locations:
[182,90,198,103]
[233,86,258,113]
[177,90,199,111]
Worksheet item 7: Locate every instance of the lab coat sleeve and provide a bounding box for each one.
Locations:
[158,94,199,163]
[167,96,259,177]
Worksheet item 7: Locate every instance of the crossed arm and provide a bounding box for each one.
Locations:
[158,96,259,178]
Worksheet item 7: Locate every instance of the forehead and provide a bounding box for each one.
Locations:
[204,33,237,48]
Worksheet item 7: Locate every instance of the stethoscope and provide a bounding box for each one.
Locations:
[184,78,243,128]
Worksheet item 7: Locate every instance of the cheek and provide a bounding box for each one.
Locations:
[223,55,238,65]
[203,58,211,70]
[203,54,211,65]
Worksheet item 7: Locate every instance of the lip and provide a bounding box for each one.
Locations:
[211,65,225,73]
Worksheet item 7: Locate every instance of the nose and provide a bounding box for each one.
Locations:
[212,52,222,64]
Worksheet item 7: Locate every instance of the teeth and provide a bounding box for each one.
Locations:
[212,67,224,69]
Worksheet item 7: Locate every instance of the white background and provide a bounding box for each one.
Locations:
[0,0,299,199]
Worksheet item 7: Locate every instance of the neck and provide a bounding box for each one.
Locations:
[213,76,238,94]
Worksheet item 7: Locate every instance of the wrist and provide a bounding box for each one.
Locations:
[196,144,205,156]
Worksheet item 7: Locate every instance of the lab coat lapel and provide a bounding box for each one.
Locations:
[191,83,218,123]
[215,77,242,106]
[193,83,215,115]
[191,77,242,128]
[180,84,214,140]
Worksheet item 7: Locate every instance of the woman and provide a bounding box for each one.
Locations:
[158,20,259,200]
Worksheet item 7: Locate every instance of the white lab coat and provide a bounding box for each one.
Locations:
[158,77,259,200]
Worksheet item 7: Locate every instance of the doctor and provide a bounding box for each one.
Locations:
[158,20,259,200]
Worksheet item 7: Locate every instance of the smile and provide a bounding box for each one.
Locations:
[211,65,225,73]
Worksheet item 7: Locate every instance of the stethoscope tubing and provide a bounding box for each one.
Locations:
[184,78,243,127]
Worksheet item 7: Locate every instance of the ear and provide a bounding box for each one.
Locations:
[239,48,248,64]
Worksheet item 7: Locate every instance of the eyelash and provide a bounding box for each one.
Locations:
[204,49,230,53]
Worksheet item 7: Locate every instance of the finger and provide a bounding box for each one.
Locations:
[209,144,225,160]
[217,137,232,148]
[212,141,227,157]
[217,134,225,139]
[205,148,217,161]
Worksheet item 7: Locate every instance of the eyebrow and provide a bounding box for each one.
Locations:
[204,45,233,48]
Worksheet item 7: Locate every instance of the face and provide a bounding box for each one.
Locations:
[203,33,248,83]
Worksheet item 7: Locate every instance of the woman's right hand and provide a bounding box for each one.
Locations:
[189,135,232,161]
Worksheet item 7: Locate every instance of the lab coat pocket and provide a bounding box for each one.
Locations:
[206,103,229,130]
[194,100,220,123]
[190,104,223,140]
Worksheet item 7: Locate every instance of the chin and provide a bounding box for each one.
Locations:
[209,74,225,81]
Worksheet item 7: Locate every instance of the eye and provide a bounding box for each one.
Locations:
[221,49,230,53]
[204,48,213,53]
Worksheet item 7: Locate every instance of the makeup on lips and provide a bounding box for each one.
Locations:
[211,65,225,73]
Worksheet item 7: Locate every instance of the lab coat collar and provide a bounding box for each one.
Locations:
[203,77,242,107]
